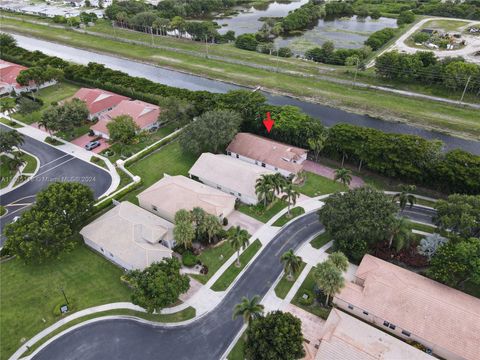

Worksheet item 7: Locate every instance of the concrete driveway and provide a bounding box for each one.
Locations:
[227,210,263,235]
[71,134,110,154]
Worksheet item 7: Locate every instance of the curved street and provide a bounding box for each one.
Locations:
[32,206,434,360]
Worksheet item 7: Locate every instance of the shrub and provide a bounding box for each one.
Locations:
[222,217,228,226]
[278,47,293,58]
[44,136,63,145]
[298,289,314,305]
[17,97,41,114]
[364,28,396,50]
[413,32,430,43]
[182,251,197,267]
[235,34,259,51]
[397,11,415,26]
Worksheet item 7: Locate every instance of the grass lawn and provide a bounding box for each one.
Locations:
[56,123,91,141]
[191,241,236,284]
[274,262,307,299]
[211,239,262,291]
[0,243,132,360]
[12,82,80,124]
[409,221,437,234]
[310,232,332,250]
[272,206,305,227]
[21,307,195,358]
[21,152,38,173]
[238,199,288,223]
[0,155,16,189]
[291,267,331,320]
[3,16,480,139]
[227,335,246,360]
[0,117,23,128]
[295,172,347,197]
[421,19,471,32]
[121,141,197,203]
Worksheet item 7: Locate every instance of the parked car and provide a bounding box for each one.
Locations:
[85,140,101,150]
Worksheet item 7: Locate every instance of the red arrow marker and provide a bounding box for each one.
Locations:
[263,112,275,133]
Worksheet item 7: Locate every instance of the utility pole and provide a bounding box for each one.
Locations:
[459,75,471,103]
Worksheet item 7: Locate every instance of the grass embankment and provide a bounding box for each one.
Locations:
[0,244,132,360]
[310,232,332,249]
[291,267,331,320]
[296,172,347,197]
[238,200,288,223]
[211,239,262,291]
[0,117,23,128]
[227,335,246,360]
[272,207,305,227]
[0,155,16,189]
[191,241,236,284]
[274,262,307,299]
[11,82,80,124]
[20,307,196,358]
[3,16,480,139]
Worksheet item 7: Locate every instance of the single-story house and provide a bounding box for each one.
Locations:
[0,60,56,95]
[333,254,480,360]
[80,201,174,270]
[316,309,433,360]
[188,153,275,205]
[226,132,307,178]
[137,174,235,223]
[72,88,130,120]
[90,99,161,139]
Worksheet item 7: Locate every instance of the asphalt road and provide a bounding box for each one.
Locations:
[32,207,435,360]
[0,125,112,241]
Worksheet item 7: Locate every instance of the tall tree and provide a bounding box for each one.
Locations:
[199,214,222,244]
[245,311,305,360]
[393,184,417,212]
[328,251,349,272]
[190,207,206,240]
[255,174,276,207]
[434,194,480,239]
[228,226,250,267]
[0,130,24,154]
[232,295,264,325]
[281,182,300,216]
[314,260,345,306]
[334,168,352,187]
[107,115,139,145]
[387,217,412,252]
[173,221,195,250]
[281,249,302,281]
[307,131,328,163]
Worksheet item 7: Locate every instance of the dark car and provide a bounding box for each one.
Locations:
[85,140,101,150]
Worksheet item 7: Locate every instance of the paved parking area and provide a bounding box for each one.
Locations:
[71,134,110,154]
[227,211,263,235]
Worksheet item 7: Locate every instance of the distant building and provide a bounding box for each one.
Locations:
[316,309,433,360]
[226,133,307,178]
[137,175,236,223]
[189,153,275,205]
[333,255,480,360]
[72,88,130,120]
[0,60,55,95]
[91,100,161,139]
[80,201,174,270]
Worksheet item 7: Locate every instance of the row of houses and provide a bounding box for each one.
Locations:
[0,60,56,96]
[80,134,308,270]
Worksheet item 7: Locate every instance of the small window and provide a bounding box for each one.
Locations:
[229,192,234,196]
[217,186,222,190]
[363,311,369,315]
[402,330,411,337]
[100,247,104,253]
[238,193,241,197]
[109,252,114,257]
[348,304,354,310]
[255,161,258,165]
[152,205,158,211]
[227,151,231,155]
[261,163,266,167]
[383,321,389,327]
[275,167,278,171]
[236,154,239,158]
[389,324,396,330]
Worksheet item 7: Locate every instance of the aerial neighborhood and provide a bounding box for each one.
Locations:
[0,1,479,360]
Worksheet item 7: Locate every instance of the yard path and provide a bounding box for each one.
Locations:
[303,160,365,189]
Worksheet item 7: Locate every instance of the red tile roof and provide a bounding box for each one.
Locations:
[0,60,28,89]
[91,100,161,136]
[73,88,130,116]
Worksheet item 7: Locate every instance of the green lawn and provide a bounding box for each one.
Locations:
[291,267,331,320]
[21,307,195,358]
[191,241,236,284]
[0,155,16,189]
[121,141,197,204]
[227,335,246,360]
[295,172,347,197]
[0,117,23,128]
[3,16,480,139]
[12,82,80,124]
[238,200,288,223]
[310,232,332,250]
[21,152,38,173]
[274,262,307,299]
[421,19,471,32]
[56,122,91,141]
[272,207,305,227]
[211,239,262,291]
[409,221,437,234]
[0,243,132,360]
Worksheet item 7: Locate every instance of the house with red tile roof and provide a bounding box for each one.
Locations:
[72,88,130,120]
[90,100,161,139]
[333,254,480,360]
[0,60,55,95]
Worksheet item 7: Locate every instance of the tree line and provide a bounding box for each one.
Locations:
[2,35,478,195]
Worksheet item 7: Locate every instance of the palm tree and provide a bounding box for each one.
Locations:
[314,260,345,306]
[173,221,195,250]
[281,182,300,216]
[200,214,222,244]
[228,226,250,267]
[328,251,349,272]
[0,100,15,114]
[334,168,352,187]
[387,217,412,252]
[255,175,275,207]
[190,207,206,240]
[393,185,417,212]
[272,173,287,195]
[281,249,302,281]
[232,295,264,325]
